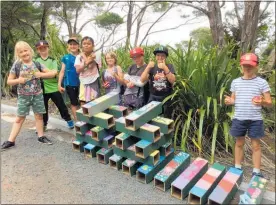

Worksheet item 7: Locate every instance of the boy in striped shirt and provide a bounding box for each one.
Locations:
[224,53,272,178]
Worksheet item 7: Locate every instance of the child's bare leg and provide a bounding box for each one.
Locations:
[71,105,78,121]
[34,113,44,137]
[235,137,245,168]
[8,116,26,142]
[251,138,261,171]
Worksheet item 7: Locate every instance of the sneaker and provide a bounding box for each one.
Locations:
[38,136,53,145]
[67,120,74,129]
[1,141,15,150]
[252,172,264,178]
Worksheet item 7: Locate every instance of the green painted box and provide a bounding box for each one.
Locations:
[125,101,162,131]
[72,140,85,152]
[96,148,114,165]
[91,126,115,141]
[109,154,125,170]
[83,143,100,158]
[115,133,139,150]
[150,116,174,134]
[75,121,93,135]
[159,141,172,157]
[107,105,128,118]
[122,159,140,177]
[84,130,114,149]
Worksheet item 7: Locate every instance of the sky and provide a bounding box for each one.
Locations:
[55,1,275,52]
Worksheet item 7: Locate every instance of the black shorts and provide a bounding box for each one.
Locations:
[66,86,79,106]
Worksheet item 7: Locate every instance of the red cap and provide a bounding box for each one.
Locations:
[240,53,259,67]
[130,47,144,58]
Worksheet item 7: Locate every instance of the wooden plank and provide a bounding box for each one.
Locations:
[83,143,100,158]
[154,152,191,192]
[81,91,119,117]
[91,126,115,141]
[208,167,243,204]
[188,163,226,205]
[125,101,162,131]
[107,105,128,118]
[239,175,268,204]
[96,148,114,165]
[150,116,174,134]
[122,159,140,177]
[115,133,139,150]
[84,131,114,149]
[116,117,161,142]
[171,157,208,200]
[136,149,174,184]
[109,154,125,170]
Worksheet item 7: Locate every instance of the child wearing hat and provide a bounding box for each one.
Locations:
[35,40,74,130]
[140,45,176,117]
[224,53,272,178]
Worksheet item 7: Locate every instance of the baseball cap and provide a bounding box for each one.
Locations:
[240,53,259,67]
[153,45,169,56]
[130,47,144,58]
[35,40,49,48]
[67,37,79,45]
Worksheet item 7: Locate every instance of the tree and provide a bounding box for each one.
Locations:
[189,27,213,48]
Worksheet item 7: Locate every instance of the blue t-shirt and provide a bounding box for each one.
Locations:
[61,54,80,87]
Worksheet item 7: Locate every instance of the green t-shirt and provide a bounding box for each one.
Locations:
[35,56,58,94]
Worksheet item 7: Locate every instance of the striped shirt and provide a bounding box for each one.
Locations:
[230,76,270,120]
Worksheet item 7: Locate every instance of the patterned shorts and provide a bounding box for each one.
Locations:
[17,93,46,116]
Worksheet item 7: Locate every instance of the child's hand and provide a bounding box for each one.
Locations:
[252,96,263,106]
[127,82,134,88]
[58,86,65,93]
[18,76,27,84]
[224,95,234,105]
[34,71,42,79]
[103,81,110,88]
[157,60,166,70]
[148,59,155,68]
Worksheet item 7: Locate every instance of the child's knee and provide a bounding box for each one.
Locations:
[35,114,43,120]
[235,138,245,147]
[15,116,25,124]
[251,140,261,152]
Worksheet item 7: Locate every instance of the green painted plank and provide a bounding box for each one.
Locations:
[81,91,119,117]
[122,159,140,176]
[83,143,101,158]
[160,141,172,157]
[208,167,243,204]
[115,133,139,150]
[125,101,162,131]
[150,116,174,134]
[154,152,191,192]
[239,175,268,204]
[96,148,114,165]
[109,154,125,170]
[116,117,161,142]
[171,158,209,200]
[188,163,226,205]
[107,105,128,118]
[136,149,174,184]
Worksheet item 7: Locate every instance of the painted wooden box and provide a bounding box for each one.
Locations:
[96,148,114,165]
[107,105,128,118]
[150,116,174,134]
[171,157,208,200]
[83,143,100,158]
[115,133,139,150]
[109,154,124,170]
[122,159,140,177]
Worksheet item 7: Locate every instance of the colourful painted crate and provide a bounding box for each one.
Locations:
[154,152,191,192]
[75,121,93,135]
[150,116,174,134]
[239,176,268,204]
[125,101,162,131]
[83,143,100,158]
[188,163,226,204]
[109,154,124,170]
[91,126,115,141]
[75,132,85,143]
[72,140,85,152]
[107,105,128,118]
[122,159,140,176]
[208,167,243,204]
[116,117,161,142]
[159,141,172,157]
[171,158,208,200]
[84,131,114,149]
[81,91,119,117]
[136,149,174,184]
[115,133,139,150]
[96,148,114,165]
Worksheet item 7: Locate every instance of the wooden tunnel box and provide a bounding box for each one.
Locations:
[91,126,115,141]
[171,157,208,200]
[188,162,226,205]
[150,116,174,134]
[96,148,114,165]
[116,117,161,143]
[154,152,191,192]
[83,143,100,158]
[122,159,140,177]
[106,105,128,118]
[208,167,243,205]
[109,154,124,170]
[239,175,268,204]
[136,149,174,184]
[160,141,172,157]
[85,131,115,149]
[115,133,139,150]
[75,121,93,135]
[72,140,85,152]
[125,101,162,131]
[76,109,115,129]
[81,91,119,117]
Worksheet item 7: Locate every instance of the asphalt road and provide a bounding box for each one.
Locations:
[1,112,274,204]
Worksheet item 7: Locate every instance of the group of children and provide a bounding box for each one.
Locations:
[1,36,272,178]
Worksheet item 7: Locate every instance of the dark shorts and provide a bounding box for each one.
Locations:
[66,86,80,106]
[230,119,264,139]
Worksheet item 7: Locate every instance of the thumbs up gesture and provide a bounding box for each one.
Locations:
[148,58,155,68]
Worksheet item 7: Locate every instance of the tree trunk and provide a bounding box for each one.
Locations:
[40,2,48,40]
[240,1,260,52]
[125,1,134,50]
[207,1,224,48]
[134,7,146,47]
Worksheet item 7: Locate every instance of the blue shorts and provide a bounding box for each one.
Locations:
[230,119,264,139]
